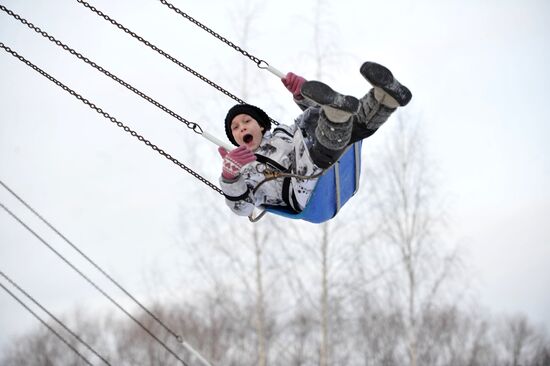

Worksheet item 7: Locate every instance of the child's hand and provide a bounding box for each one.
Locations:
[282,72,306,100]
[218,146,256,180]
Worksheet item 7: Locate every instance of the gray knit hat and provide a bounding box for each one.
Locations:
[225,104,271,146]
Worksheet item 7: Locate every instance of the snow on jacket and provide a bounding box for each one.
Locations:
[219,118,322,217]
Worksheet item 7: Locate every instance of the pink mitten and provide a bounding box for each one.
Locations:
[282,72,306,100]
[218,146,256,180]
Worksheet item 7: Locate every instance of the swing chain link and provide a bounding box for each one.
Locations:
[157,0,280,126]
[0,42,224,196]
[75,0,262,114]
[159,0,264,66]
[1,2,287,197]
[0,4,207,138]
[75,1,278,124]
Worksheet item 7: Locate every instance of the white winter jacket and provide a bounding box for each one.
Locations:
[219,123,322,217]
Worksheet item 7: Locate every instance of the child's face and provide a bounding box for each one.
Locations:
[230,114,265,151]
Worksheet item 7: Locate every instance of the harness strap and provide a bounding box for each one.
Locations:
[272,127,294,139]
[281,177,301,213]
[254,154,288,172]
[254,153,313,213]
[223,189,250,202]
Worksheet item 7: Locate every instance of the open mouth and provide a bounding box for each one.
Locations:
[243,134,253,144]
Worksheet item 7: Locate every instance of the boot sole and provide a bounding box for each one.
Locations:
[360,62,412,106]
[301,81,359,113]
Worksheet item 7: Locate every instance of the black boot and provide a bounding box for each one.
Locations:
[360,62,412,107]
[301,81,359,122]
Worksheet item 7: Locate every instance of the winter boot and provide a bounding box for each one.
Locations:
[301,81,360,123]
[360,62,412,107]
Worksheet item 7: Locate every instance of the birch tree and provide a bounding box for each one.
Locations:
[272,0,380,364]
[363,113,464,366]
[174,1,288,365]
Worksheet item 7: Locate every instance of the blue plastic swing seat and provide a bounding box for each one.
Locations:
[265,142,362,223]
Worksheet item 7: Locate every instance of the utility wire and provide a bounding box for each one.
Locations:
[0,179,182,341]
[0,202,191,366]
[0,270,111,365]
[0,179,213,366]
[0,279,94,366]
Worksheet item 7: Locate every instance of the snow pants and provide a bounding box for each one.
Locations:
[297,89,396,169]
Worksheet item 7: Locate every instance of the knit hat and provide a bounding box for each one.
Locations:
[225,104,272,146]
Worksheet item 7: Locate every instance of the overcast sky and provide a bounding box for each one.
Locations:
[1,0,549,352]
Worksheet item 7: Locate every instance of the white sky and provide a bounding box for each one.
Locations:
[1,0,549,351]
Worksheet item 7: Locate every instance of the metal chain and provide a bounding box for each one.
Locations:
[76,0,245,104]
[158,0,262,65]
[158,0,285,78]
[0,42,224,195]
[75,0,279,125]
[0,4,204,136]
[75,0,244,104]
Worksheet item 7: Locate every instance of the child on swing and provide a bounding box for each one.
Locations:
[219,61,412,217]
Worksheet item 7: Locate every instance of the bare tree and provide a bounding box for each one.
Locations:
[172,2,293,365]
[361,113,464,366]
[494,314,549,366]
[3,292,550,366]
[308,1,358,364]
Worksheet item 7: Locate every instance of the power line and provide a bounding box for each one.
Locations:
[0,279,94,366]
[0,179,181,341]
[0,201,191,366]
[0,270,111,365]
[0,179,214,366]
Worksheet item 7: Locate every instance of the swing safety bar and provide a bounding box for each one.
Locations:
[258,61,286,79]
[200,131,234,151]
